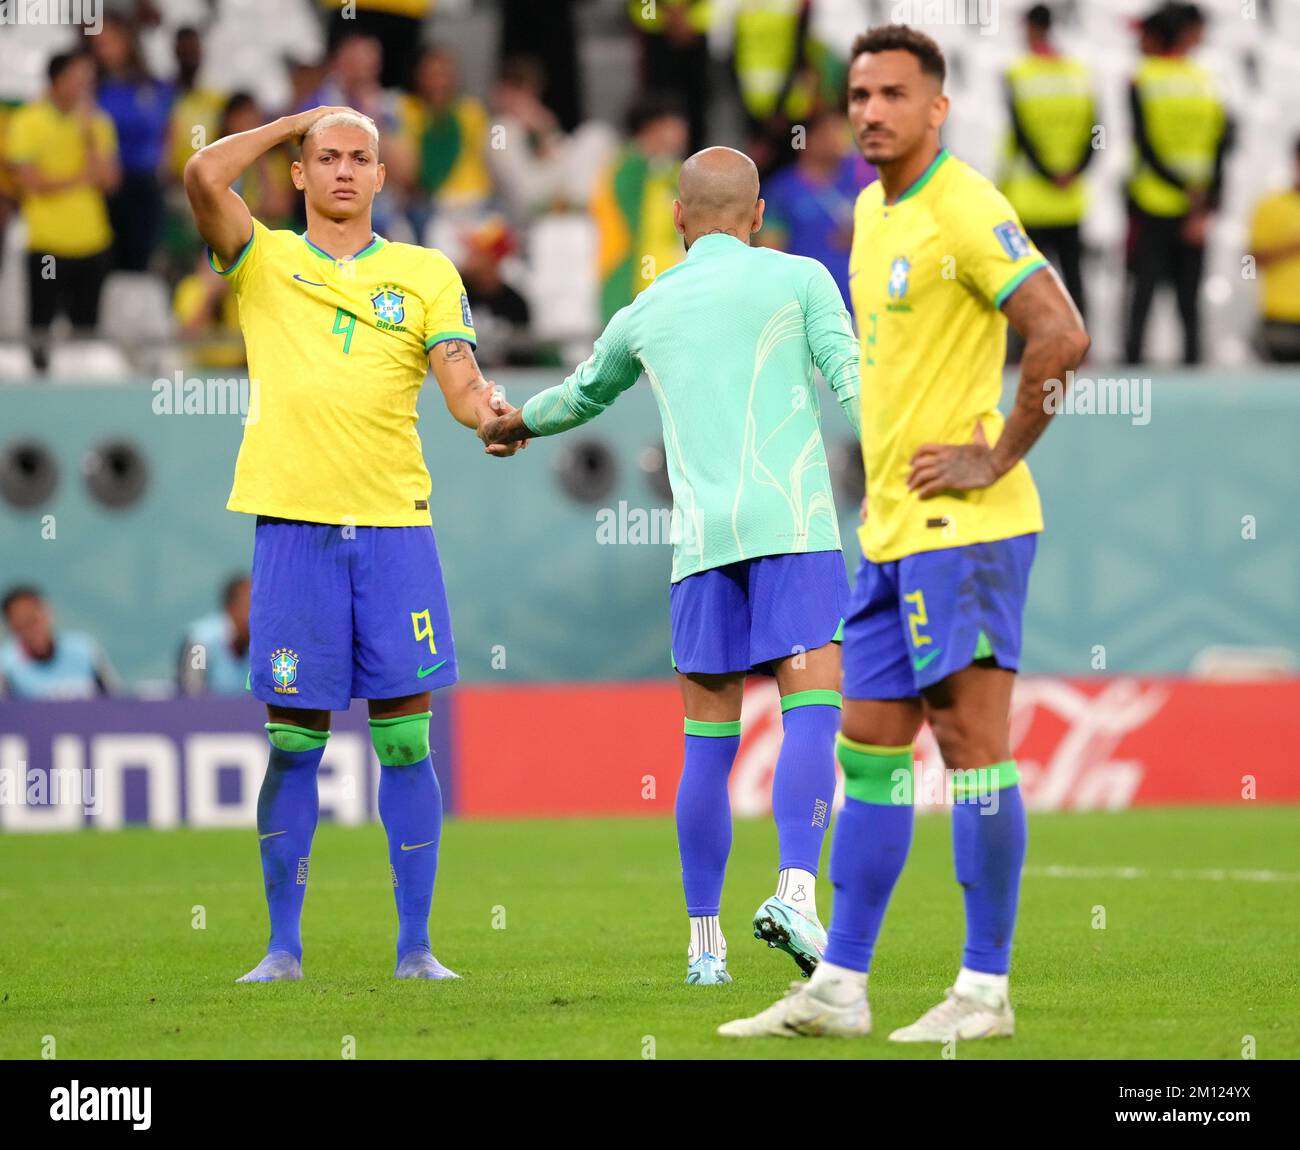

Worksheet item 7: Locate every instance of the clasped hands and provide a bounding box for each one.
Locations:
[478,386,530,458]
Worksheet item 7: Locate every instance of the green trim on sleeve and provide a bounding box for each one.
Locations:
[208,228,255,277]
[780,689,843,713]
[684,718,742,738]
[993,258,1048,309]
[425,330,478,351]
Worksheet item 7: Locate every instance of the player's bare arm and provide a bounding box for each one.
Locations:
[428,338,525,457]
[907,266,1088,498]
[182,105,354,267]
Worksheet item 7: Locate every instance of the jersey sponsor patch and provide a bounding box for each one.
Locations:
[460,292,473,329]
[993,220,1031,261]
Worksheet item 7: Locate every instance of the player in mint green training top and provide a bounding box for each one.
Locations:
[482,146,862,986]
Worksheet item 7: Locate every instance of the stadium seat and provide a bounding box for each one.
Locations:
[97,272,176,374]
[524,214,599,345]
[47,340,135,383]
[0,343,34,380]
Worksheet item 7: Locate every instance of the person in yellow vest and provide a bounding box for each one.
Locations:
[628,0,711,154]
[6,50,120,374]
[321,0,431,92]
[713,0,827,172]
[1249,137,1300,363]
[1000,4,1095,321]
[590,94,688,323]
[1125,2,1232,364]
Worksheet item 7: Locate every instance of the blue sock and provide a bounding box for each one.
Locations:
[772,698,839,874]
[824,797,915,970]
[256,743,324,962]
[675,721,741,916]
[822,736,917,972]
[378,756,443,959]
[952,776,1028,975]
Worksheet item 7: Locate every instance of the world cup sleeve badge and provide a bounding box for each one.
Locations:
[993,220,1031,260]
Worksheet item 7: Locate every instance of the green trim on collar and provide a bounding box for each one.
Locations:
[890,147,951,205]
[301,232,386,261]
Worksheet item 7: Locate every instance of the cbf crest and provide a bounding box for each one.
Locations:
[371,284,406,328]
[888,256,910,300]
[271,647,300,695]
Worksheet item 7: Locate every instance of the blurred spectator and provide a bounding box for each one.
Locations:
[758,108,868,306]
[499,0,583,133]
[6,51,120,374]
[1000,4,1095,321]
[712,0,829,173]
[1124,2,1232,364]
[591,94,688,323]
[1249,137,1300,364]
[0,586,119,700]
[165,26,225,185]
[322,0,431,93]
[308,32,415,235]
[459,216,531,367]
[220,93,295,229]
[91,13,175,272]
[174,249,244,368]
[488,56,617,227]
[628,0,711,154]
[177,575,251,697]
[399,46,493,217]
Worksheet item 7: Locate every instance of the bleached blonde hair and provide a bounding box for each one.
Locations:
[302,111,380,155]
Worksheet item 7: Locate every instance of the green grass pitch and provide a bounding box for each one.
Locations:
[1,807,1296,1060]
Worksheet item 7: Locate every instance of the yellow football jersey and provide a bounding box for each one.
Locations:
[213,218,477,526]
[849,148,1048,563]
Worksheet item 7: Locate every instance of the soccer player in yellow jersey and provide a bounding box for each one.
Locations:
[721,25,1089,1042]
[183,104,522,983]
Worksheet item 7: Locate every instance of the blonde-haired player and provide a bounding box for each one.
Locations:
[184,104,521,982]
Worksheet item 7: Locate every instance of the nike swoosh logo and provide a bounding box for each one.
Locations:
[259,830,286,841]
[400,840,435,852]
[416,660,447,678]
[293,275,327,286]
[913,649,942,672]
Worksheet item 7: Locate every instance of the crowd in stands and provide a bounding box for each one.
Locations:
[1,578,252,700]
[0,0,1296,379]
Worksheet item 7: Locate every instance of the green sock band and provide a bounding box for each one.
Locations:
[951,759,1021,800]
[780,689,842,713]
[836,733,914,805]
[683,718,742,738]
[369,711,433,766]
[265,723,329,753]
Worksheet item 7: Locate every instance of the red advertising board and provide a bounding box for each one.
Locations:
[454,676,1300,817]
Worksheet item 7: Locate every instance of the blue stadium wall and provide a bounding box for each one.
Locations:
[1,369,1297,689]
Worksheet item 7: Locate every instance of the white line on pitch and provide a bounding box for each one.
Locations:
[1025,865,1300,883]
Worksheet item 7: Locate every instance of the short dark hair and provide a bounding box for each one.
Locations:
[625,92,686,137]
[221,574,250,609]
[2,585,42,617]
[47,50,85,84]
[1026,4,1053,31]
[850,25,946,87]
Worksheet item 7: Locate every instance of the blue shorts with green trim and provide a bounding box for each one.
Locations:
[249,517,458,711]
[841,533,1037,699]
[669,550,848,675]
